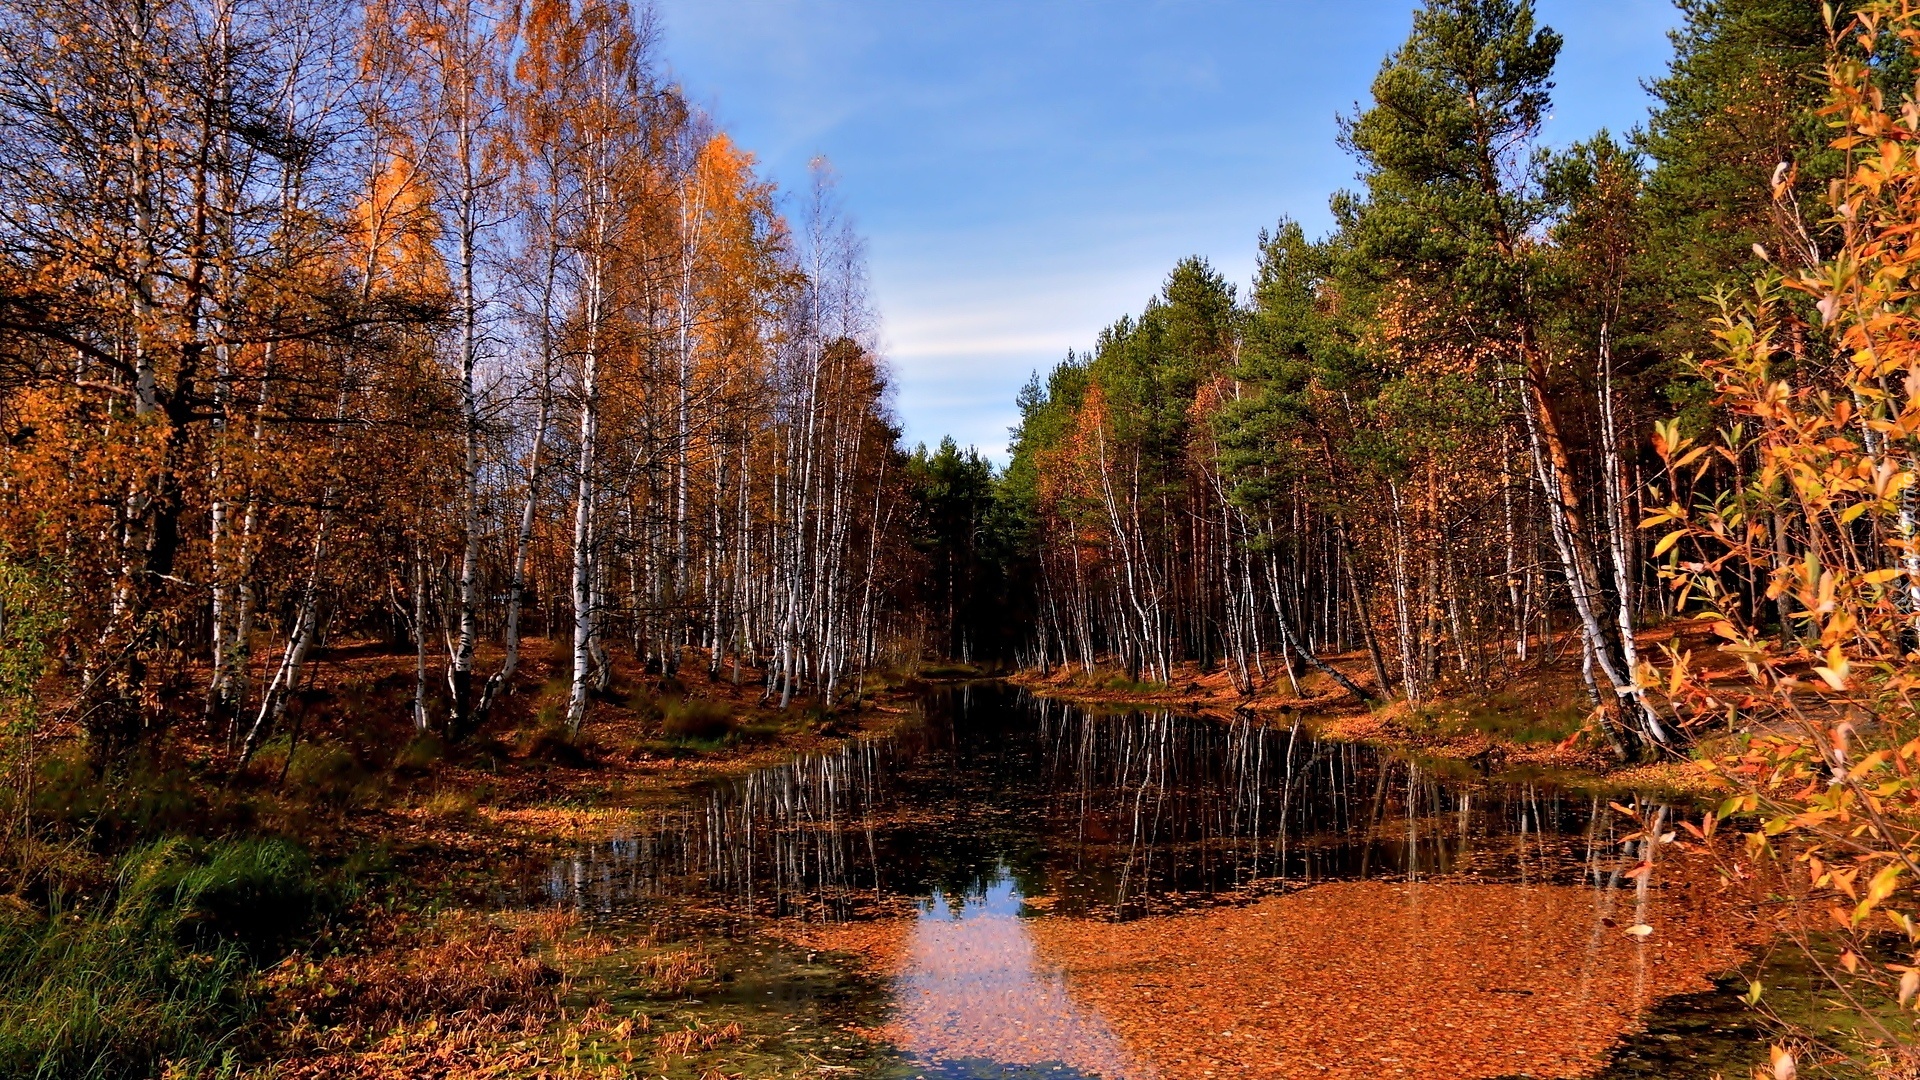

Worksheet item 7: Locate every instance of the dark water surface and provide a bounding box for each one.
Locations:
[532,684,1803,1080]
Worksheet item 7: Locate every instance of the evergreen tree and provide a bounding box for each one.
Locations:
[906,438,998,662]
[1638,0,1835,357]
[1340,0,1672,743]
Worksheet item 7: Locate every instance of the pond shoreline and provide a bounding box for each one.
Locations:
[13,642,946,1079]
[19,657,1741,1077]
[1005,639,1722,798]
[524,683,1796,1080]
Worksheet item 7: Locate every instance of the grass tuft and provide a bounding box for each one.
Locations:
[423,786,479,819]
[0,836,320,1078]
[660,698,736,743]
[522,722,596,767]
[642,946,716,997]
[390,732,444,775]
[1410,690,1589,746]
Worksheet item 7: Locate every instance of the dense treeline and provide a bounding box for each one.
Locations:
[0,0,934,768]
[1005,5,1920,1055]
[1003,0,1853,756]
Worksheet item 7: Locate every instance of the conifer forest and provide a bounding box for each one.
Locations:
[2,1,1920,1078]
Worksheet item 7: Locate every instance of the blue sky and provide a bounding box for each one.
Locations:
[652,0,1683,461]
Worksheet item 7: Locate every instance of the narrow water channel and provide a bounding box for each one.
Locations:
[535,684,1800,1080]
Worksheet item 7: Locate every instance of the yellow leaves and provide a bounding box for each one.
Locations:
[1891,910,1920,943]
[352,152,446,295]
[1653,652,1691,697]
[1848,750,1890,780]
[1624,923,1654,938]
[1653,530,1685,558]
[1851,862,1904,925]
[1814,644,1851,692]
[1800,567,1843,617]
[1762,378,1796,416]
[1830,865,1862,900]
[1870,458,1911,502]
[1650,418,1688,461]
[1640,501,1687,529]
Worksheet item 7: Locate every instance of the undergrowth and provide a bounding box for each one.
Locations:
[0,836,323,1079]
[1410,690,1588,746]
[660,697,737,743]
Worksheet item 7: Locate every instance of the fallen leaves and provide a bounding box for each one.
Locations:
[1021,870,1757,1079]
[778,850,1759,1080]
[260,909,577,1078]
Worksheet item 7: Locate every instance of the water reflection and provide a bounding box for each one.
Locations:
[538,685,1779,1079]
[893,866,1146,1079]
[543,684,1652,921]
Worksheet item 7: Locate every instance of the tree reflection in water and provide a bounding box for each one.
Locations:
[537,686,1767,1079]
[542,684,1658,921]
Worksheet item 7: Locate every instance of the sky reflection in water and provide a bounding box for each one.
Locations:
[894,870,1145,1079]
[539,686,1762,1079]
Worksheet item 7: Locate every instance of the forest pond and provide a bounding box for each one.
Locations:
[528,685,1801,1080]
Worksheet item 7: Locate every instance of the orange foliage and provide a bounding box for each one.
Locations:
[1648,3,1920,1065]
[350,152,447,296]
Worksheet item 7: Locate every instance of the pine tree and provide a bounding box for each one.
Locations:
[1638,0,1835,358]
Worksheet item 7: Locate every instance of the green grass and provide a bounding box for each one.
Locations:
[915,661,983,679]
[1412,690,1588,745]
[1100,674,1168,695]
[391,731,445,774]
[0,836,322,1078]
[660,697,737,744]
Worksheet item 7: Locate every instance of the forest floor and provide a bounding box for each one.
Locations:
[1007,615,1743,796]
[7,637,945,1078]
[9,626,1749,1077]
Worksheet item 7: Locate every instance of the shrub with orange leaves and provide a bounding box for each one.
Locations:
[1648,4,1920,1070]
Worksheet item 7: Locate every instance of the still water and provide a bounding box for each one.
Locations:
[538,685,1785,1080]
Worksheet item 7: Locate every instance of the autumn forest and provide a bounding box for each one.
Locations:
[3,0,1920,1078]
